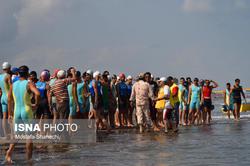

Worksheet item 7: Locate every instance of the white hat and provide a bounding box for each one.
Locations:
[160,77,167,82]
[127,75,133,80]
[57,70,66,79]
[86,69,93,75]
[93,71,100,78]
[2,62,11,70]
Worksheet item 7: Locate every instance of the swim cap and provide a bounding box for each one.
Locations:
[57,70,66,79]
[86,69,93,76]
[41,71,50,81]
[138,73,144,79]
[119,73,125,79]
[11,67,19,73]
[160,77,167,82]
[2,62,11,70]
[107,75,112,81]
[127,75,133,80]
[93,71,100,78]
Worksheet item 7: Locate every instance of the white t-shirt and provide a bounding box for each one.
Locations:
[164,85,172,109]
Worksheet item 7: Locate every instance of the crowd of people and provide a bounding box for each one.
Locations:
[0,62,247,163]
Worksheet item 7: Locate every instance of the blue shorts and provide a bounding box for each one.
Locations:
[1,103,7,113]
[228,104,234,111]
[1,96,8,113]
[179,102,189,112]
[190,100,200,110]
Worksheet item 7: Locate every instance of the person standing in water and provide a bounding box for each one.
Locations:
[224,83,235,119]
[35,71,51,119]
[0,62,12,137]
[116,73,129,127]
[130,73,154,133]
[126,75,134,127]
[178,78,188,126]
[5,65,40,163]
[231,79,246,121]
[50,68,76,119]
[188,78,201,125]
[201,80,218,125]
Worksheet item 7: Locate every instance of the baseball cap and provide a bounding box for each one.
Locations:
[2,62,11,70]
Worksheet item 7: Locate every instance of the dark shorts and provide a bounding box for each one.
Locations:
[149,100,157,121]
[164,109,175,121]
[36,99,51,118]
[233,98,241,104]
[56,101,70,119]
[118,96,128,111]
[204,99,212,109]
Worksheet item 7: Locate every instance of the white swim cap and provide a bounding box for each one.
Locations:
[107,75,112,81]
[57,70,66,79]
[127,75,133,80]
[160,77,167,82]
[93,71,100,78]
[86,69,93,76]
[2,62,11,70]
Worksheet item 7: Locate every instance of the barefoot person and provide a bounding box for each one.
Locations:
[50,68,76,119]
[178,78,188,126]
[155,77,172,133]
[116,73,129,127]
[126,75,134,127]
[231,79,247,121]
[145,72,159,131]
[168,76,179,130]
[224,83,235,119]
[188,78,201,125]
[130,73,154,133]
[5,65,40,163]
[201,80,218,125]
[0,62,12,137]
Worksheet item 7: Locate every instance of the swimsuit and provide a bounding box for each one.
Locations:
[203,86,212,109]
[190,84,201,110]
[226,89,234,111]
[36,81,50,117]
[13,80,33,123]
[68,84,77,116]
[0,73,9,113]
[232,86,242,104]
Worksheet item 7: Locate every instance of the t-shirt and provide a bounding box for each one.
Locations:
[164,85,172,109]
[51,78,72,103]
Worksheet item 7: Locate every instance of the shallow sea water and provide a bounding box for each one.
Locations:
[1,97,250,166]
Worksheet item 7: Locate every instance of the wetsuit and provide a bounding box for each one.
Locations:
[77,82,84,113]
[0,73,10,113]
[13,80,33,123]
[117,81,128,111]
[36,81,50,118]
[232,86,243,104]
[68,84,77,116]
[89,80,103,110]
[190,84,201,110]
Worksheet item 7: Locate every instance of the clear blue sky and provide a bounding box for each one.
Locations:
[0,0,250,88]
